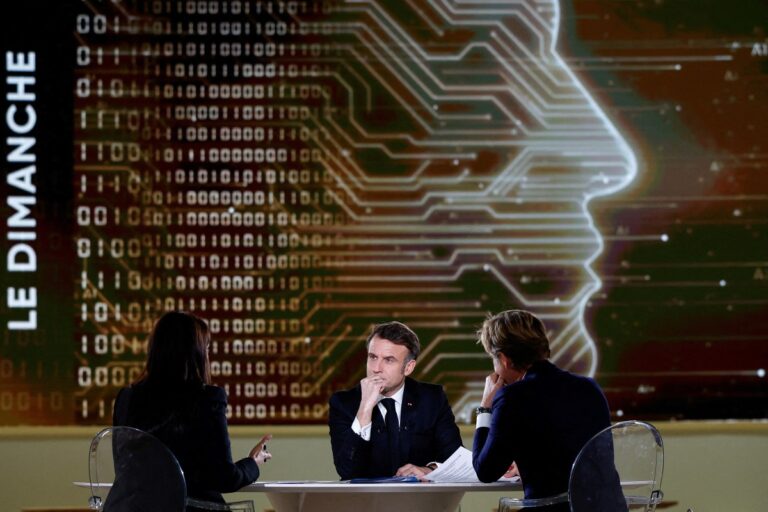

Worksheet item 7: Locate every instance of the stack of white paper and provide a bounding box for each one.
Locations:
[425,446,520,483]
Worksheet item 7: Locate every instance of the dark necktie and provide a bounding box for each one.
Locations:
[380,398,400,475]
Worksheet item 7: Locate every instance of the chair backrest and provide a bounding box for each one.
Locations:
[88,426,187,512]
[569,420,664,512]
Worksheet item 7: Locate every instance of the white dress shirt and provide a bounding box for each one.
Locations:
[351,384,405,441]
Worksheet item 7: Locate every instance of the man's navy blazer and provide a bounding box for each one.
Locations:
[329,377,462,479]
[473,360,611,502]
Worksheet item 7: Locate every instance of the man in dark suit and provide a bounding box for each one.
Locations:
[472,310,614,511]
[329,321,462,480]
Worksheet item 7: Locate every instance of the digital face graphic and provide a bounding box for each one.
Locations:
[285,0,637,410]
[298,1,636,374]
[3,0,636,424]
[4,0,763,427]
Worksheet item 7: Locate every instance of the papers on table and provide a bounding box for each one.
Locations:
[350,476,419,484]
[424,446,520,483]
[266,480,340,484]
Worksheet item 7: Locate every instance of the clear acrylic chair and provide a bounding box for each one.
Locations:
[88,426,254,512]
[499,420,664,512]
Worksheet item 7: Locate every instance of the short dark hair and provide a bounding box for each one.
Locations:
[366,321,420,361]
[478,310,550,369]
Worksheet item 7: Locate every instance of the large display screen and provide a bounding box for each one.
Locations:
[1,0,766,425]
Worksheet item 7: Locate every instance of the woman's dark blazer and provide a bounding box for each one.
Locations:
[113,382,258,503]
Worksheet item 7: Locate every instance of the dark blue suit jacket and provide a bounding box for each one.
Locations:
[113,383,259,504]
[473,361,610,502]
[329,377,462,479]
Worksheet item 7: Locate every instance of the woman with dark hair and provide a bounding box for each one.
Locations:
[113,311,272,505]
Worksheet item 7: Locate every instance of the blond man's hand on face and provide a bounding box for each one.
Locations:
[481,372,505,409]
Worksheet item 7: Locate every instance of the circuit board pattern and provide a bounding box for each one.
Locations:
[3,0,765,426]
[65,0,638,424]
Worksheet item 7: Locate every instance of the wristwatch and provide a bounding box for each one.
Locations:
[475,406,492,415]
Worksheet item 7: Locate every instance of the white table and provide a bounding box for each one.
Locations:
[242,481,522,512]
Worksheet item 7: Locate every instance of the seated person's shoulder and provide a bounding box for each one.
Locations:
[564,370,603,393]
[415,379,447,396]
[115,385,131,401]
[409,379,452,407]
[329,385,360,407]
[202,384,228,403]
